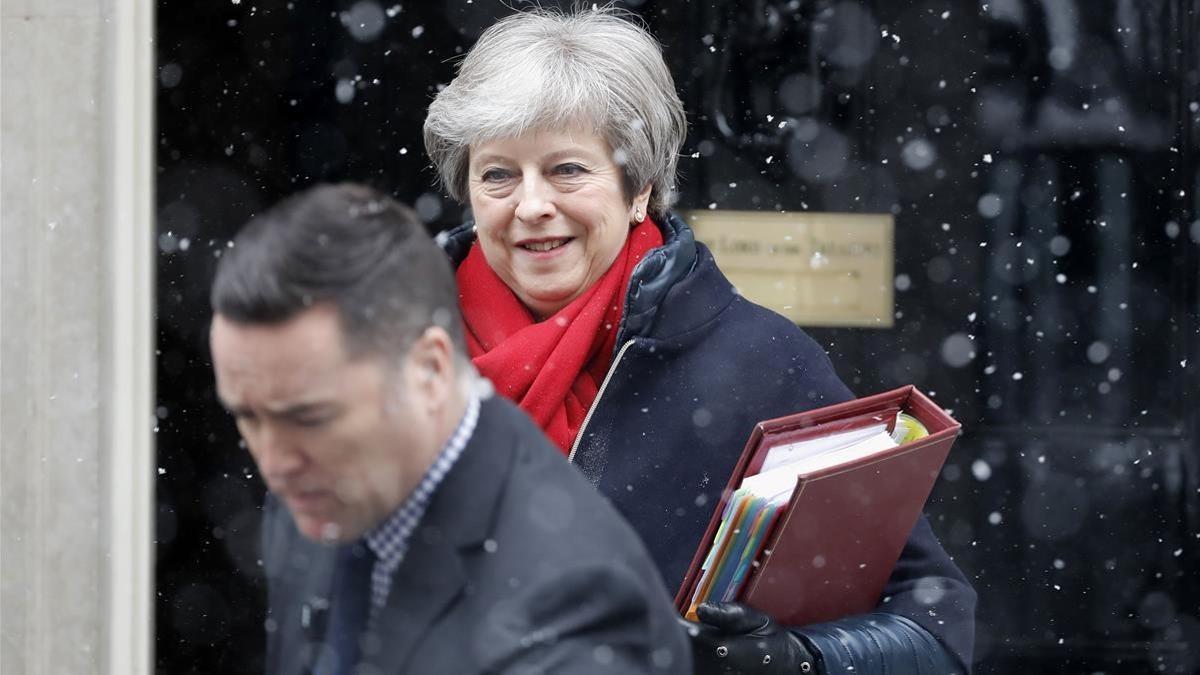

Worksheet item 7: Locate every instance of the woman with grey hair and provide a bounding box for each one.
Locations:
[425,7,976,674]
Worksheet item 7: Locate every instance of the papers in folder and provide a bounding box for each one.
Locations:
[684,412,928,619]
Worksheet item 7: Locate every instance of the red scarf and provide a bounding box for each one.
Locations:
[457,218,663,454]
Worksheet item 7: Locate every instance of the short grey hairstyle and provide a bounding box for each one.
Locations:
[423,6,687,216]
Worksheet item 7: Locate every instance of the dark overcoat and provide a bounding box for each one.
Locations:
[443,212,978,673]
[261,396,691,674]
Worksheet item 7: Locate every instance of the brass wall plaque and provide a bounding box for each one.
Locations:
[683,210,894,328]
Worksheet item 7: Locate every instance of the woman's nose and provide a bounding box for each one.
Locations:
[513,175,556,224]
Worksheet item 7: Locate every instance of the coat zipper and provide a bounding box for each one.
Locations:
[568,339,636,463]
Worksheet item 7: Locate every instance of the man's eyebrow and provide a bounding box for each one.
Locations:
[216,394,338,419]
[220,401,252,417]
[267,401,336,417]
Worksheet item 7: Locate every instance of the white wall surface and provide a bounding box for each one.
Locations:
[1,1,154,673]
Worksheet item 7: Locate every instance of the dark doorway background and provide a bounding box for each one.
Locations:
[154,1,1200,672]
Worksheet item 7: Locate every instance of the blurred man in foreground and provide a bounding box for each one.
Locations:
[208,183,689,675]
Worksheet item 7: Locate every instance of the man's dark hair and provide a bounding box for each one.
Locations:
[211,182,465,358]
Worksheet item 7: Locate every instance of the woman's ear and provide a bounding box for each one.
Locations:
[630,183,653,223]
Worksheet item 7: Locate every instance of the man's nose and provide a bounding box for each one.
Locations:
[248,424,304,486]
[513,174,556,224]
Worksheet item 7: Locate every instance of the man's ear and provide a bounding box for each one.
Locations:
[404,326,456,409]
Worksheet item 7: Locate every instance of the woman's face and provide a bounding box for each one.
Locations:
[467,129,651,319]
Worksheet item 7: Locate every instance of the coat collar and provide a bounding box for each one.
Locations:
[413,395,515,548]
[362,395,516,671]
[615,210,698,342]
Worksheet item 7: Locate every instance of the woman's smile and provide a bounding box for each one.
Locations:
[467,129,651,318]
[516,236,575,255]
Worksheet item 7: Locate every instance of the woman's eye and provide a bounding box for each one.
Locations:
[553,163,586,177]
[481,168,510,182]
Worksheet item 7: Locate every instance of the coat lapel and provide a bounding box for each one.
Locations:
[363,396,518,672]
[364,522,467,671]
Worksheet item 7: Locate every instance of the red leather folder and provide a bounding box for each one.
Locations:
[674,385,961,627]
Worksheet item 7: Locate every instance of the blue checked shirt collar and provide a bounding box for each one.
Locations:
[361,392,480,616]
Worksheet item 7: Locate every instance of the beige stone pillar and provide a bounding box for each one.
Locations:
[1,0,154,673]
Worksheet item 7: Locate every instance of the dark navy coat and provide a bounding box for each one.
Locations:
[444,212,977,673]
[261,397,690,674]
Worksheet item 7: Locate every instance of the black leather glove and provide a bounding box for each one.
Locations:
[679,602,819,674]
